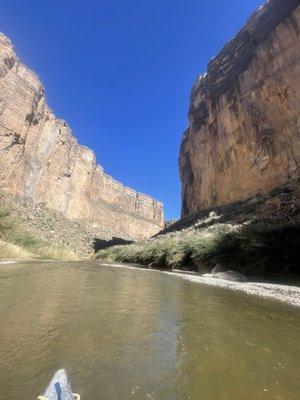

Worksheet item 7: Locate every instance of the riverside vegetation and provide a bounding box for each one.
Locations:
[95,221,299,277]
[1,180,298,275]
[0,207,76,260]
[96,181,300,278]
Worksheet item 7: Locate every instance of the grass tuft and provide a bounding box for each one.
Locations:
[0,206,77,260]
[0,241,33,259]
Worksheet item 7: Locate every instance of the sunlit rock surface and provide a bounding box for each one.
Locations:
[180,0,300,217]
[0,34,164,240]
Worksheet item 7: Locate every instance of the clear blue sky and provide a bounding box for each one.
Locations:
[1,0,263,220]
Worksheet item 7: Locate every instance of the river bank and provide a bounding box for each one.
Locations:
[98,262,300,307]
[2,257,300,307]
[2,255,300,306]
[96,181,299,277]
[0,205,78,261]
[164,271,300,307]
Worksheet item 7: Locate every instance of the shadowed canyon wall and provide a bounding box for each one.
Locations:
[0,34,164,240]
[180,0,300,217]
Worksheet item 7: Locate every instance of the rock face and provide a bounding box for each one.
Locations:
[0,34,164,240]
[180,0,300,217]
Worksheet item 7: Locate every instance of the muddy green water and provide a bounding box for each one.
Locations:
[0,261,299,400]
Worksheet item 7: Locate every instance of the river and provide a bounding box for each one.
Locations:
[0,261,299,400]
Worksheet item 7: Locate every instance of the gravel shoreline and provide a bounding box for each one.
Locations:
[163,271,300,307]
[100,262,300,307]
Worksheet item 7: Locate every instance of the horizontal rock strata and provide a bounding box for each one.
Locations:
[0,33,164,240]
[180,0,300,217]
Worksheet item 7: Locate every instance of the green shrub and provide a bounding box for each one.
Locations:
[213,222,300,276]
[96,221,300,276]
[96,224,234,269]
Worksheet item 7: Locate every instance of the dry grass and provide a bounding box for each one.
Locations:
[33,245,77,260]
[0,207,77,260]
[0,240,33,259]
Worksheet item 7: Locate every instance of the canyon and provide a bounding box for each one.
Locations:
[179,0,300,218]
[96,0,300,279]
[0,33,164,242]
[0,0,299,264]
[1,3,300,398]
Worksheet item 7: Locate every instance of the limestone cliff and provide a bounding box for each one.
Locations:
[180,0,300,217]
[0,33,164,240]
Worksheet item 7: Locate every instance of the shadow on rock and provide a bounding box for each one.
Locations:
[93,237,134,252]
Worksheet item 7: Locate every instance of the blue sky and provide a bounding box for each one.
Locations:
[1,0,263,219]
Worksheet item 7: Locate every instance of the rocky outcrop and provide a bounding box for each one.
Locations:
[0,33,164,240]
[156,179,300,237]
[180,0,300,217]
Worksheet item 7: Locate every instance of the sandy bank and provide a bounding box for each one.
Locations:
[100,262,300,307]
[163,271,300,307]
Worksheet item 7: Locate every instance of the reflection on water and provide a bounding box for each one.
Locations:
[0,261,299,400]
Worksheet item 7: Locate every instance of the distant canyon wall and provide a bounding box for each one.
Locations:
[179,0,300,217]
[0,33,164,239]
